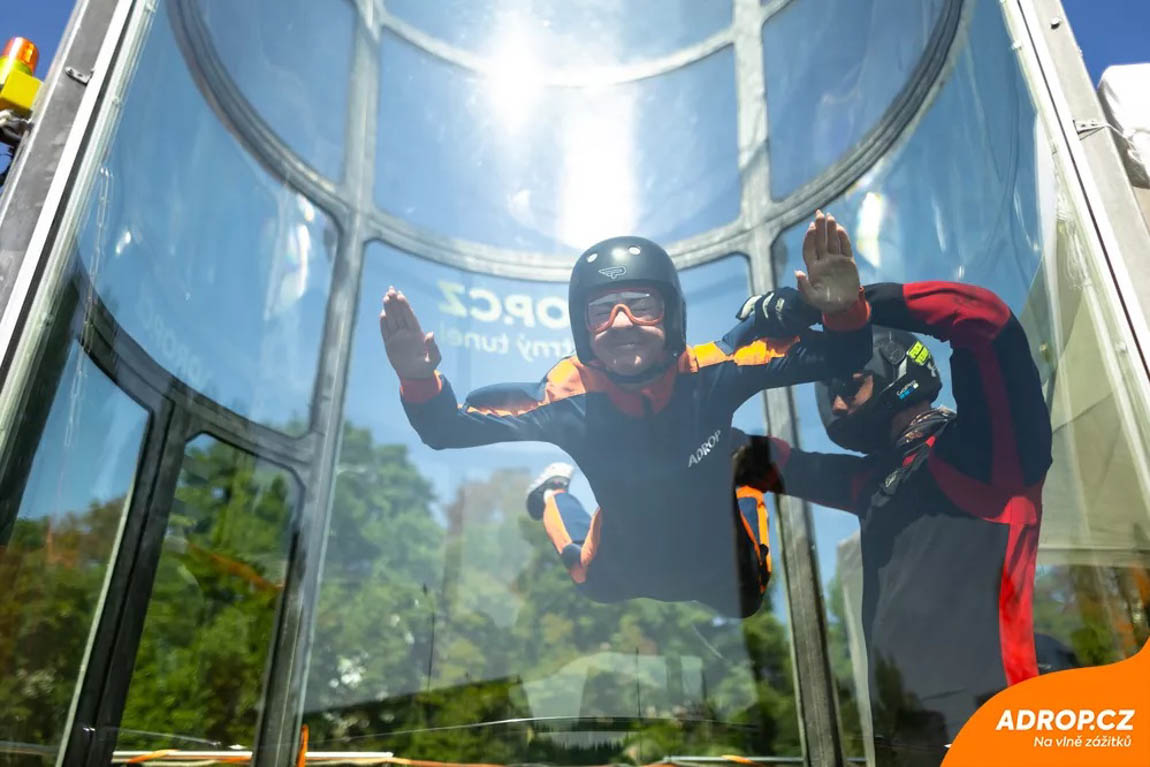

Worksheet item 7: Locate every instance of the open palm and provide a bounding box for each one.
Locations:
[798,210,862,315]
[380,287,441,379]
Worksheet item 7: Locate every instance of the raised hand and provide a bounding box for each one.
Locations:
[797,210,862,315]
[380,286,441,379]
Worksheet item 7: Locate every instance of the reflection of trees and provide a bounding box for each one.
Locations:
[0,499,122,756]
[867,656,949,766]
[305,426,801,762]
[1033,561,1150,667]
[2,422,803,763]
[825,573,864,755]
[117,439,295,749]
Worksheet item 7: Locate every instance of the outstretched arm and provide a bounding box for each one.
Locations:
[735,435,874,514]
[381,287,559,449]
[718,212,872,400]
[733,211,867,341]
[865,281,1052,488]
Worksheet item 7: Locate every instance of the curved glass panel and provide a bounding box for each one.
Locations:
[385,0,731,69]
[5,0,1150,761]
[767,0,1150,761]
[198,0,355,179]
[302,244,798,760]
[114,435,297,752]
[771,0,1039,756]
[763,0,947,199]
[76,0,337,435]
[376,35,740,251]
[0,346,148,764]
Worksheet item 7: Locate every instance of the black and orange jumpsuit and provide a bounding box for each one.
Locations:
[399,297,871,617]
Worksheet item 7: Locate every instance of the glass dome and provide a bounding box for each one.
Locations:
[2,0,1149,765]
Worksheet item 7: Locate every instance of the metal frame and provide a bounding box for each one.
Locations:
[49,262,311,765]
[0,0,134,380]
[0,0,988,765]
[1006,0,1150,381]
[168,0,965,283]
[169,1,965,764]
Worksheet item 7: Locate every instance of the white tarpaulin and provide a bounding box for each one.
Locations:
[1097,64,1150,189]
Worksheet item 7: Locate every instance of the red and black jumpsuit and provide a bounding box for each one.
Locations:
[754,282,1052,762]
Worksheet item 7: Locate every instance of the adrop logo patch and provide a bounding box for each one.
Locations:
[598,266,627,280]
[688,429,723,467]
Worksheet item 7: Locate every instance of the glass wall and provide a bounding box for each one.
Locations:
[80,0,338,436]
[302,246,798,760]
[114,435,297,752]
[768,0,1150,761]
[0,346,148,765]
[0,0,1147,765]
[375,35,740,250]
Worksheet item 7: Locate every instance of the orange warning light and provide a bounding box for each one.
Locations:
[2,38,39,75]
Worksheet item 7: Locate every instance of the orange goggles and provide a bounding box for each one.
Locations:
[585,289,665,332]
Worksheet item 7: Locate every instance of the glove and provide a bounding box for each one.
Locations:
[735,287,821,337]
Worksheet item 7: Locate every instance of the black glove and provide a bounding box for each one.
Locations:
[735,287,821,337]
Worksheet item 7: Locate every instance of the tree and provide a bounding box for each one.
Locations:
[1,421,805,764]
[0,498,122,763]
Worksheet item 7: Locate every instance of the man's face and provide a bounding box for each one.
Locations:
[830,372,875,416]
[586,285,668,377]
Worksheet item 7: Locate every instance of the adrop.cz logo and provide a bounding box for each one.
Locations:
[994,709,1135,732]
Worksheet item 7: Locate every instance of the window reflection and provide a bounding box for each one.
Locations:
[0,347,148,764]
[198,0,355,179]
[385,0,731,69]
[376,35,740,250]
[115,435,297,752]
[762,0,947,199]
[77,0,337,435]
[303,245,799,760]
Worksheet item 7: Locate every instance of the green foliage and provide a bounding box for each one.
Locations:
[0,499,123,764]
[824,572,865,757]
[1032,564,1150,667]
[5,421,1150,765]
[302,425,801,763]
[117,437,296,749]
[1,422,805,764]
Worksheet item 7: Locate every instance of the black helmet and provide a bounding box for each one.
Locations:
[816,327,943,453]
[568,236,686,365]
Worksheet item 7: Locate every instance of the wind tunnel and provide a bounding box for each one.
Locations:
[0,0,1148,765]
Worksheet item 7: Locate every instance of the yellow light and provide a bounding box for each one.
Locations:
[0,37,39,81]
[0,68,41,116]
[0,38,39,111]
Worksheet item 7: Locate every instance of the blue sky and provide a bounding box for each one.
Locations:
[4,0,73,77]
[1063,0,1150,83]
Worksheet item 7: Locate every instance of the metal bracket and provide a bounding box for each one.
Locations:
[1073,118,1134,147]
[65,66,93,86]
[1074,118,1105,138]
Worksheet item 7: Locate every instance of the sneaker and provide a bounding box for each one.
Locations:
[525,462,575,520]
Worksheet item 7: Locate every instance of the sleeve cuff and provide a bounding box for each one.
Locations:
[400,373,443,403]
[822,290,871,332]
